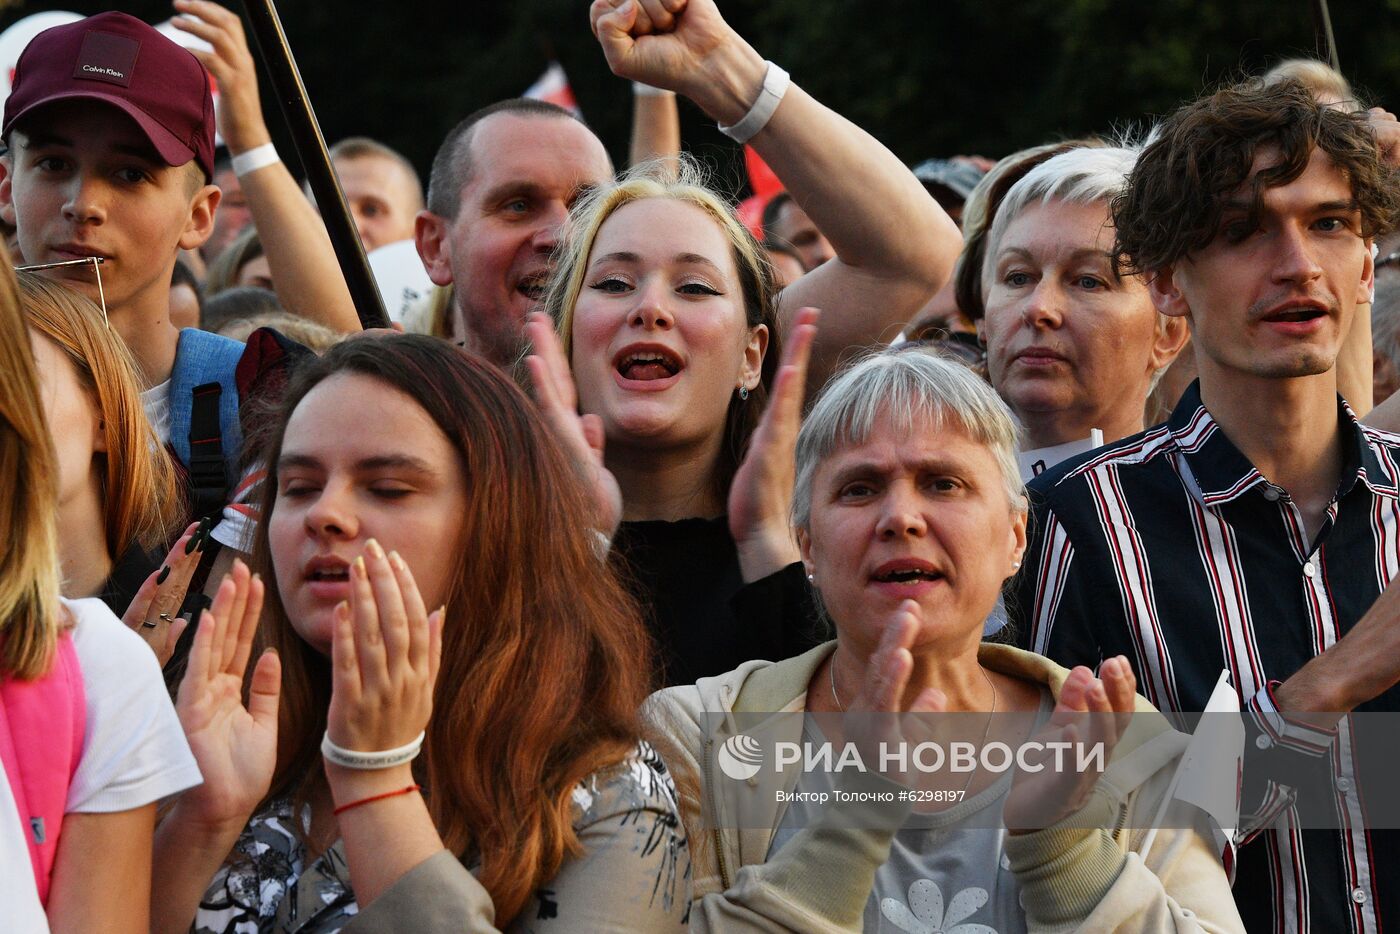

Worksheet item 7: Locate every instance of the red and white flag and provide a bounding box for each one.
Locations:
[524,62,580,118]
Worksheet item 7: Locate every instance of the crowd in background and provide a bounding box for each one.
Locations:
[4,0,1400,932]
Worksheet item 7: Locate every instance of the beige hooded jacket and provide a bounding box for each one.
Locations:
[643,641,1246,933]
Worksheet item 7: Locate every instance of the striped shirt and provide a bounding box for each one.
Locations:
[1010,381,1400,934]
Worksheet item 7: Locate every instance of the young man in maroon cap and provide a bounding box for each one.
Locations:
[0,10,308,524]
[3,10,220,370]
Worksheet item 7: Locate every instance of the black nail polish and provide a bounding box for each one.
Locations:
[184,534,200,554]
[157,566,171,584]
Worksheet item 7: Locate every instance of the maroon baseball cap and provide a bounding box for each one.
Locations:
[3,11,215,178]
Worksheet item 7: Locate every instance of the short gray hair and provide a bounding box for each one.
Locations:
[792,346,1025,531]
[979,144,1177,392]
[981,144,1141,295]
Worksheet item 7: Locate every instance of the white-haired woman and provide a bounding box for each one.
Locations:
[979,146,1189,451]
[644,346,1244,932]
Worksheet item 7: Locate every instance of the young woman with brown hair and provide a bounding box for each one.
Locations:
[153,334,688,933]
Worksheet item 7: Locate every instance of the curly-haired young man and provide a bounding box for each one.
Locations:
[1013,78,1400,934]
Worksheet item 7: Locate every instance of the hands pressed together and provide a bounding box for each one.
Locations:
[832,599,1137,831]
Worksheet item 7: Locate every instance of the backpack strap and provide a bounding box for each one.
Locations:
[188,382,228,522]
[168,328,245,487]
[0,632,87,905]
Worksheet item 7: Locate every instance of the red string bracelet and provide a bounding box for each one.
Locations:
[333,784,422,816]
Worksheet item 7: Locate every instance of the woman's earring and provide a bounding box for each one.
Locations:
[738,386,750,401]
[806,572,815,584]
[1012,559,1022,569]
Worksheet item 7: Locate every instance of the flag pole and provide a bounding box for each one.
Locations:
[1311,0,1341,74]
[238,0,390,330]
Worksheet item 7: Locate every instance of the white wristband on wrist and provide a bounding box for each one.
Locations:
[321,730,425,770]
[717,61,790,144]
[231,142,280,178]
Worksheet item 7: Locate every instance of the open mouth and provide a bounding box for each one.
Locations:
[615,347,683,382]
[1263,306,1326,324]
[872,567,944,584]
[307,566,349,583]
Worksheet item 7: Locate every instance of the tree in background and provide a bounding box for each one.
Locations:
[7,0,1397,198]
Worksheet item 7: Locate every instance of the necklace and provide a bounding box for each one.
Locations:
[829,652,999,798]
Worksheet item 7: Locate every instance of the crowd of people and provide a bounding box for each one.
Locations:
[3,0,1400,931]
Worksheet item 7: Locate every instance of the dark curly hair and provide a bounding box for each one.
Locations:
[1113,78,1400,276]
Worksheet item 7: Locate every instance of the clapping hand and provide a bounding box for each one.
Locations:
[845,603,947,716]
[174,559,280,832]
[729,307,817,581]
[832,602,948,788]
[1003,656,1136,833]
[526,313,624,538]
[324,541,443,794]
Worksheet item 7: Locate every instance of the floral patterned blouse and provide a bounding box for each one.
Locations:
[191,741,691,933]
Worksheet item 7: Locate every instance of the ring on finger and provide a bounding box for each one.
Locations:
[159,612,176,622]
[141,620,158,629]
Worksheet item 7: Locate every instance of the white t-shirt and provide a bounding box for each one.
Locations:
[64,597,201,812]
[140,378,172,445]
[0,598,202,931]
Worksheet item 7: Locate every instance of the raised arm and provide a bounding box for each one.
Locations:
[592,0,960,392]
[172,0,362,333]
[629,82,682,171]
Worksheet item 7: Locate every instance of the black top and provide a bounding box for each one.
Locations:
[611,514,826,688]
[96,544,161,619]
[1010,381,1400,934]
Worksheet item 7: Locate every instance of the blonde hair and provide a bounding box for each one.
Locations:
[0,261,62,679]
[20,272,184,558]
[1264,58,1354,108]
[401,284,455,340]
[540,156,781,494]
[216,311,344,352]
